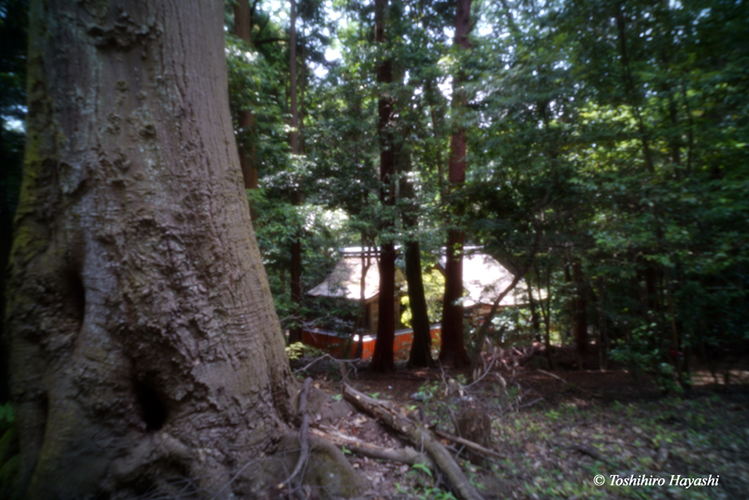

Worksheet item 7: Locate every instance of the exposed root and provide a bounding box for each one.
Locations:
[279,377,313,492]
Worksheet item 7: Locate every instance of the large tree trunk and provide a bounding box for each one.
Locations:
[371,0,396,372]
[288,0,304,344]
[5,1,360,498]
[439,0,472,368]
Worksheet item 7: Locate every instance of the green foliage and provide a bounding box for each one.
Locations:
[609,323,684,393]
[411,462,432,478]
[285,342,323,362]
[221,0,749,377]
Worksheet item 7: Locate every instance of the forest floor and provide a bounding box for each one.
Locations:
[292,346,749,500]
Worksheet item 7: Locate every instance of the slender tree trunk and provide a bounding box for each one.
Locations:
[540,263,554,369]
[0,120,12,403]
[597,279,608,370]
[439,0,472,368]
[405,241,432,367]
[400,170,433,367]
[615,6,654,173]
[354,239,374,359]
[398,141,432,367]
[371,0,396,371]
[288,0,304,343]
[5,2,360,498]
[234,0,259,196]
[528,279,541,343]
[573,261,588,356]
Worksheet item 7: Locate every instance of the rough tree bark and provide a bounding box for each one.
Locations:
[5,1,361,498]
[371,0,396,372]
[289,0,304,344]
[439,0,472,367]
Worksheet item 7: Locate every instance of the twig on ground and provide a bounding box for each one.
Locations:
[515,397,544,410]
[537,369,602,398]
[537,369,566,383]
[566,444,617,468]
[293,353,360,378]
[432,429,505,460]
[464,355,497,390]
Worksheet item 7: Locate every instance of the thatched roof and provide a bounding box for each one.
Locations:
[308,248,543,308]
[307,255,381,301]
[438,252,544,308]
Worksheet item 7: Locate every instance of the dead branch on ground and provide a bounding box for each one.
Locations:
[537,369,602,398]
[343,384,484,500]
[311,427,434,468]
[432,429,504,461]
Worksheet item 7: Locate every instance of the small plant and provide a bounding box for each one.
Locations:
[285,341,323,362]
[411,462,432,477]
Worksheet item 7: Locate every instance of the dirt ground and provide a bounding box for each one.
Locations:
[291,346,749,499]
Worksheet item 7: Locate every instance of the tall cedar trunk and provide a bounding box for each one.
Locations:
[615,5,654,173]
[371,0,396,371]
[0,121,11,403]
[353,240,373,359]
[573,261,588,356]
[405,241,432,367]
[439,0,471,367]
[400,175,432,367]
[234,0,259,195]
[6,1,360,498]
[288,0,304,343]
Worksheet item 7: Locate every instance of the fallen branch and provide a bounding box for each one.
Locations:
[293,353,360,377]
[432,429,504,460]
[537,368,566,383]
[343,384,483,500]
[515,397,544,410]
[311,427,433,468]
[537,369,602,398]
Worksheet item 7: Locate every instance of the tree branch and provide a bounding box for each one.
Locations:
[343,384,484,500]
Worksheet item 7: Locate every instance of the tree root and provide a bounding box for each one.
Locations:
[343,384,483,500]
[280,377,313,491]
